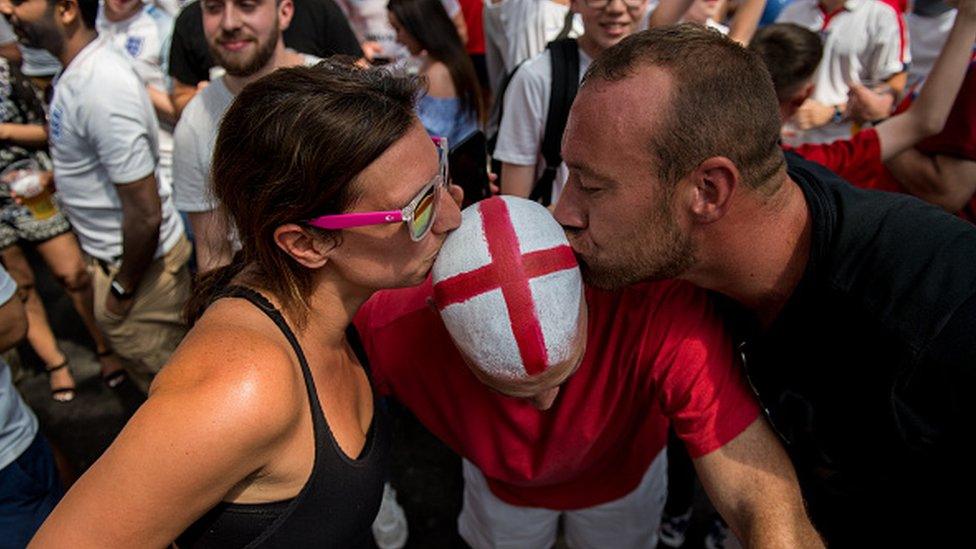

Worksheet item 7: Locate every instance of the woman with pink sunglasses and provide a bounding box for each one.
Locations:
[31,60,462,548]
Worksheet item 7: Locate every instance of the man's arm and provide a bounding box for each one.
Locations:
[694,417,823,547]
[112,174,163,313]
[873,0,976,160]
[884,149,976,212]
[727,0,767,45]
[147,85,177,126]
[188,209,233,274]
[499,162,536,197]
[647,0,696,28]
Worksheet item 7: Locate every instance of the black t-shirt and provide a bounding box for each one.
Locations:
[741,153,976,545]
[168,0,362,86]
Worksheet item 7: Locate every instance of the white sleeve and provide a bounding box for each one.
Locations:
[492,56,549,167]
[866,5,910,81]
[440,0,461,18]
[87,72,159,184]
[171,104,217,213]
[0,265,16,307]
[0,17,17,45]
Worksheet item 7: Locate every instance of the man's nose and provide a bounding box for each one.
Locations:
[432,184,462,236]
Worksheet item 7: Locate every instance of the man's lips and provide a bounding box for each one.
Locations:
[217,38,253,52]
[599,21,630,37]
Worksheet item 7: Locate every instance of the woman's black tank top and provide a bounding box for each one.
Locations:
[177,285,390,548]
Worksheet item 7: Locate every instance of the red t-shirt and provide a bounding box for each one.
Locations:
[355,278,760,510]
[458,0,485,55]
[783,128,886,188]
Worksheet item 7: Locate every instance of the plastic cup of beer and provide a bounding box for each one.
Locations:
[1,158,57,220]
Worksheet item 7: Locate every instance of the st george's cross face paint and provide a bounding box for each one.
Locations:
[432,196,583,382]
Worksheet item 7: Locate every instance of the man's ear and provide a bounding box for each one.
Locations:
[273,223,337,269]
[278,0,295,31]
[686,156,738,224]
[57,0,79,27]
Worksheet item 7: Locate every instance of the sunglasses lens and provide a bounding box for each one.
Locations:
[410,183,438,240]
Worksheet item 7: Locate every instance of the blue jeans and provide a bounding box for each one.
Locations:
[0,435,63,549]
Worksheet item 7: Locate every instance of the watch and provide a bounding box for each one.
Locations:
[110,278,135,300]
[831,104,844,124]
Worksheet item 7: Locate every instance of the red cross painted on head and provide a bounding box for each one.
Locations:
[432,197,578,375]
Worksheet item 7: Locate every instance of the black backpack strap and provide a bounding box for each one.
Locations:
[531,38,579,207]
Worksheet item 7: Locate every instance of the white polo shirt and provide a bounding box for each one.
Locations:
[907,9,956,88]
[49,37,183,263]
[172,53,321,214]
[97,4,176,194]
[483,0,583,94]
[493,45,591,204]
[777,0,909,144]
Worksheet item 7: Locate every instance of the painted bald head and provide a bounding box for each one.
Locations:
[432,196,586,410]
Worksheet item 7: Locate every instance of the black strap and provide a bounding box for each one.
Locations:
[553,10,576,42]
[530,38,579,206]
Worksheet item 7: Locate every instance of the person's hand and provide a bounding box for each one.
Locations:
[9,171,55,205]
[488,171,500,196]
[361,41,383,61]
[793,98,835,130]
[847,83,895,123]
[105,291,134,319]
[196,80,209,92]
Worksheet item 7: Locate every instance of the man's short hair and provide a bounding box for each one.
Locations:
[584,24,785,192]
[749,23,824,101]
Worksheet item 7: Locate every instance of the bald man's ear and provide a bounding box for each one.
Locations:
[687,157,738,224]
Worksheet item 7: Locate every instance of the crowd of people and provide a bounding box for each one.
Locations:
[0,0,973,546]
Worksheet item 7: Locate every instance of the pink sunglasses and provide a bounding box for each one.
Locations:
[307,137,449,241]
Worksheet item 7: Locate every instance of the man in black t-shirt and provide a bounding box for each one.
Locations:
[554,24,976,545]
[168,0,361,116]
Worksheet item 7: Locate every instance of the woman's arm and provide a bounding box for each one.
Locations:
[0,123,48,148]
[29,326,303,548]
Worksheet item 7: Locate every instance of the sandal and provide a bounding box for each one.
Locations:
[45,360,76,403]
[97,349,128,389]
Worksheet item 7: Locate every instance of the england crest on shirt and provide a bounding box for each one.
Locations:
[49,105,63,142]
[124,36,144,58]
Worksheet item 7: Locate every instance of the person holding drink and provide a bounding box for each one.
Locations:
[1,57,127,401]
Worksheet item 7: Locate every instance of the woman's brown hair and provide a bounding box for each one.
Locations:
[185,59,421,325]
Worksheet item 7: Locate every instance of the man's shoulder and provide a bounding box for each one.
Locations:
[179,79,233,131]
[509,48,554,88]
[788,153,976,342]
[59,43,142,103]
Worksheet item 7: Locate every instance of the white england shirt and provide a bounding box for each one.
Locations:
[777,0,909,144]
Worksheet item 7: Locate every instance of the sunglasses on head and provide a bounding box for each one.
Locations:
[306,137,449,241]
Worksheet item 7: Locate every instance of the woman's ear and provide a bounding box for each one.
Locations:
[273,223,337,269]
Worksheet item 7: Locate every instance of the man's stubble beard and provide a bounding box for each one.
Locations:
[577,194,695,290]
[210,20,280,78]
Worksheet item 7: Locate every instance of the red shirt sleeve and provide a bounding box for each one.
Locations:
[783,128,884,189]
[653,283,761,458]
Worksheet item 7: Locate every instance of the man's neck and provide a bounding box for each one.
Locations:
[103,5,142,23]
[683,175,813,327]
[576,34,604,61]
[224,42,302,95]
[59,29,98,69]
